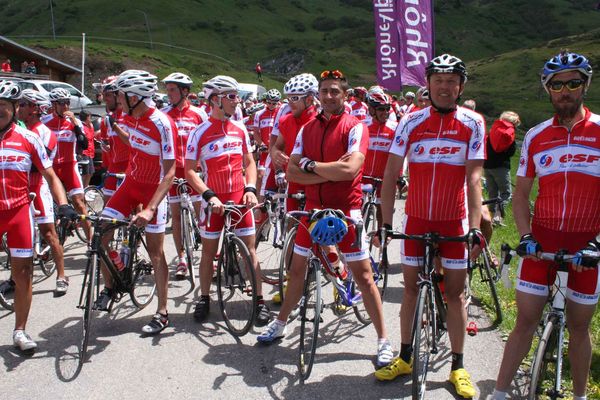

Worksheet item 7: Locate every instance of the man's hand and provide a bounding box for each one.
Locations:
[373,223,393,248]
[468,227,486,260]
[243,192,258,208]
[132,207,155,228]
[572,241,600,272]
[516,233,542,259]
[275,170,287,188]
[57,204,79,221]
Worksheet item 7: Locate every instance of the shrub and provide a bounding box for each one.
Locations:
[312,17,337,32]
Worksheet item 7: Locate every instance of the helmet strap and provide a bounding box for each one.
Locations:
[125,94,144,116]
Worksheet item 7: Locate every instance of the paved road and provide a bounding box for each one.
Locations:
[0,200,510,399]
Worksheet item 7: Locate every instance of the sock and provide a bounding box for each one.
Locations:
[200,294,210,302]
[490,389,507,400]
[257,295,264,305]
[275,319,286,327]
[451,352,464,371]
[573,396,587,400]
[377,337,389,347]
[179,256,186,264]
[400,343,413,363]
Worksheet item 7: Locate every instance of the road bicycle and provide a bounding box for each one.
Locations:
[77,214,155,367]
[206,201,258,336]
[501,244,576,400]
[174,177,202,288]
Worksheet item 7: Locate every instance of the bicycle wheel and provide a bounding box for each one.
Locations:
[84,186,105,215]
[217,236,257,336]
[255,219,282,286]
[80,253,97,366]
[0,234,14,311]
[180,207,196,288]
[298,259,322,383]
[278,225,297,304]
[75,219,88,244]
[412,285,434,400]
[528,317,559,400]
[129,244,156,308]
[481,249,503,323]
[363,203,378,235]
[37,235,56,277]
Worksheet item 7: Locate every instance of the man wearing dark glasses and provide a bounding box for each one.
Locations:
[492,52,599,400]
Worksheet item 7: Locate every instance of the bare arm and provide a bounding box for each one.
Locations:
[270,134,288,170]
[113,123,130,145]
[312,152,365,182]
[287,154,328,185]
[184,159,210,194]
[381,153,405,226]
[243,152,257,187]
[146,158,176,213]
[466,159,484,229]
[513,176,534,236]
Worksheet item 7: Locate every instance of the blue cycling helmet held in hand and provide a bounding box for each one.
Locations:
[541,51,593,93]
[309,209,348,246]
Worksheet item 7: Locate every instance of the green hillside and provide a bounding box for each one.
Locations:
[2,0,599,127]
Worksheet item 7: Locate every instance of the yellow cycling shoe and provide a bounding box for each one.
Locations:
[448,368,476,398]
[374,357,412,381]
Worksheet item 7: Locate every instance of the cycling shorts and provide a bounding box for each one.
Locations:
[54,161,84,197]
[258,151,268,170]
[293,206,369,262]
[0,203,34,258]
[168,167,201,203]
[517,224,600,305]
[102,176,167,234]
[401,215,469,269]
[199,190,255,240]
[33,181,55,224]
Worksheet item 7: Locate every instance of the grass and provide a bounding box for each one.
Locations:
[471,152,600,399]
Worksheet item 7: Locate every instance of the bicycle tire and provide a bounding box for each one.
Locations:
[37,236,56,277]
[255,218,282,286]
[80,253,97,366]
[217,236,257,336]
[412,285,434,400]
[481,249,503,324]
[298,259,322,383]
[83,186,105,215]
[353,256,386,325]
[129,243,156,309]
[75,220,88,244]
[0,235,14,311]
[277,225,297,304]
[363,202,378,235]
[180,207,196,289]
[528,317,559,400]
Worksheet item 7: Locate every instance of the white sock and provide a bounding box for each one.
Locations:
[377,337,389,347]
[490,389,507,400]
[179,256,186,264]
[274,319,286,327]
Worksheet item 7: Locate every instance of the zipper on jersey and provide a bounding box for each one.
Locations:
[222,121,233,193]
[559,128,571,231]
[428,115,445,220]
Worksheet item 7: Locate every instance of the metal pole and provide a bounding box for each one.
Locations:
[81,33,86,95]
[50,0,56,40]
[137,9,153,50]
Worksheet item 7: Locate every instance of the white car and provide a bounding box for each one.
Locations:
[238,83,266,101]
[20,80,93,110]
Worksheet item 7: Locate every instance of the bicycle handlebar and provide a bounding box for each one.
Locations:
[205,201,248,228]
[500,244,575,272]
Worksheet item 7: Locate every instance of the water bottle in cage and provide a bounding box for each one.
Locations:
[120,242,131,269]
[109,250,125,271]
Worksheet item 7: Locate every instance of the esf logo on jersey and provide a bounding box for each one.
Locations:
[430,146,461,155]
[395,136,404,146]
[0,155,26,163]
[163,144,172,153]
[130,135,151,147]
[223,141,242,149]
[414,144,425,155]
[187,145,195,153]
[471,141,481,151]
[559,153,600,163]
[209,143,219,152]
[539,154,553,168]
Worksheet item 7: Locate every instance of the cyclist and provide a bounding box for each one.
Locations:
[0,80,77,351]
[98,76,129,202]
[400,91,416,114]
[44,88,91,240]
[415,86,431,110]
[161,72,208,280]
[257,69,393,369]
[184,75,271,327]
[96,70,177,335]
[492,52,599,400]
[252,88,281,202]
[350,86,369,121]
[378,54,486,398]
[18,89,68,295]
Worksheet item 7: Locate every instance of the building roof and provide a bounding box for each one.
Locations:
[0,35,81,74]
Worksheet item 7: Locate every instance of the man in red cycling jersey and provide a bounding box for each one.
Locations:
[44,88,91,239]
[184,75,271,327]
[378,54,485,398]
[161,72,208,279]
[492,52,599,400]
[257,69,393,369]
[253,88,280,201]
[96,70,177,335]
[350,86,369,121]
[18,89,68,295]
[0,80,76,352]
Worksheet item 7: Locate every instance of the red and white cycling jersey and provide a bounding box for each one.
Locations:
[271,103,292,138]
[100,109,130,173]
[363,118,398,178]
[279,106,318,157]
[389,106,486,221]
[44,114,82,165]
[162,103,208,169]
[121,108,177,184]
[186,116,252,194]
[0,123,52,210]
[253,106,279,146]
[349,99,369,121]
[27,121,57,190]
[292,112,368,209]
[517,108,600,232]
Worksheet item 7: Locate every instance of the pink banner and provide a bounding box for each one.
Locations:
[373,0,434,90]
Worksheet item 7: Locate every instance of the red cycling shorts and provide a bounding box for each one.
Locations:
[0,203,34,258]
[401,215,469,269]
[54,161,84,196]
[168,167,201,203]
[517,224,600,305]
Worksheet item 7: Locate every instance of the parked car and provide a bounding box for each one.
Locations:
[238,83,266,101]
[20,80,93,110]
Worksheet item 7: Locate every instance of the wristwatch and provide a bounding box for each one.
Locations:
[306,160,316,173]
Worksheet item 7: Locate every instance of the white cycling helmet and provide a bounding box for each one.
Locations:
[404,91,416,99]
[0,80,22,101]
[265,89,281,102]
[198,91,206,99]
[202,75,239,98]
[116,69,158,98]
[48,87,71,102]
[162,72,193,88]
[283,73,318,96]
[21,88,51,109]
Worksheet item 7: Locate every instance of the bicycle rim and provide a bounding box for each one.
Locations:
[412,285,433,400]
[528,317,559,400]
[84,186,105,215]
[181,208,196,288]
[129,244,156,308]
[278,225,297,304]
[80,254,97,366]
[217,236,257,336]
[0,235,14,311]
[75,220,88,244]
[298,261,322,382]
[481,250,503,323]
[255,219,282,286]
[38,237,56,277]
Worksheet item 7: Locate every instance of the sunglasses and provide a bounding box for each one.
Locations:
[287,95,306,103]
[220,93,239,100]
[376,106,391,112]
[320,70,345,80]
[547,79,585,92]
[55,100,71,106]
